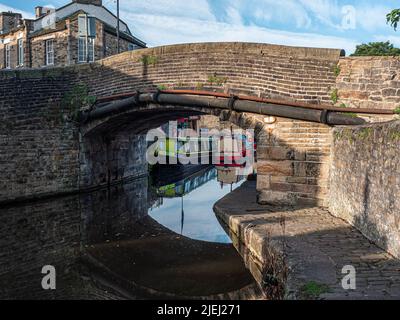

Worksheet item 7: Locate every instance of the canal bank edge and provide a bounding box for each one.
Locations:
[214,181,400,300]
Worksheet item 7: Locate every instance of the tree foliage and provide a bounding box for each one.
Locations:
[387,9,400,30]
[351,41,400,56]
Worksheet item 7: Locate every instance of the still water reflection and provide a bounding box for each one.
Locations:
[150,166,244,244]
[0,165,264,300]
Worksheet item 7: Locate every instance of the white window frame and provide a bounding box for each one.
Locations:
[78,37,95,63]
[5,44,10,69]
[45,39,54,66]
[17,39,24,66]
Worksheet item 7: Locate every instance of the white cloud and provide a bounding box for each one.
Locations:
[223,0,312,29]
[119,0,215,22]
[123,11,357,54]
[373,35,400,47]
[356,4,393,32]
[2,0,362,54]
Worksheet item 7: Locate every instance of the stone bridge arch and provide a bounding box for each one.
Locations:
[75,42,344,207]
[0,42,344,206]
[79,101,268,195]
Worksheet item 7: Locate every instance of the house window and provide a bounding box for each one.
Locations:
[78,37,95,63]
[128,44,136,51]
[78,15,96,38]
[17,39,24,66]
[45,39,54,65]
[5,44,10,69]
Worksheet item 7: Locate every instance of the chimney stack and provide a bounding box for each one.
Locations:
[35,6,44,19]
[35,6,54,19]
[0,12,22,34]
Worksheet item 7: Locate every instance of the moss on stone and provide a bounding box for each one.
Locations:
[357,127,373,139]
[299,281,330,299]
[334,128,355,142]
[389,130,400,141]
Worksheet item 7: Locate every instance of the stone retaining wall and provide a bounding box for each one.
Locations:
[336,56,400,110]
[329,120,400,258]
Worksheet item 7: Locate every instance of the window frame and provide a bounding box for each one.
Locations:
[78,37,95,63]
[45,39,54,66]
[17,39,24,66]
[5,44,10,69]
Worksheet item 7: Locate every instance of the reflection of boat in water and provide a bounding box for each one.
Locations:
[216,167,245,185]
[151,165,216,198]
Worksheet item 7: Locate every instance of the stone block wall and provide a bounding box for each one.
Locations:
[257,118,331,207]
[329,121,400,258]
[80,132,148,189]
[336,56,400,110]
[78,42,342,104]
[31,29,69,68]
[0,69,79,203]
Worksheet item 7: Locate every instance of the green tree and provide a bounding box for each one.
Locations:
[387,9,400,30]
[351,41,400,56]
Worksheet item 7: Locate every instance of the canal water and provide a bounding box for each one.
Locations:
[0,165,265,300]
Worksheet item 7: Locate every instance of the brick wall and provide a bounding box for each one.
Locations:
[329,121,400,258]
[336,56,400,110]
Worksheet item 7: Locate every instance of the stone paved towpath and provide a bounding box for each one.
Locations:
[214,181,400,300]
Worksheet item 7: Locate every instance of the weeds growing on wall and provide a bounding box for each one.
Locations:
[330,88,339,104]
[208,74,228,86]
[333,65,341,77]
[61,83,96,122]
[196,82,204,90]
[157,84,167,90]
[140,55,159,66]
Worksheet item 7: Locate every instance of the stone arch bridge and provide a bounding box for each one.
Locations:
[0,42,397,210]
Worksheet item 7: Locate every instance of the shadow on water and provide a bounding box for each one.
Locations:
[0,165,265,300]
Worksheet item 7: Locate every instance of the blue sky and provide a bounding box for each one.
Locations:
[1,0,399,54]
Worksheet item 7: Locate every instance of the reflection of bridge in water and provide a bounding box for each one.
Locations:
[0,174,264,300]
[151,164,249,199]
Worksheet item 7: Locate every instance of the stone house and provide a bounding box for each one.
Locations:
[0,0,146,69]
